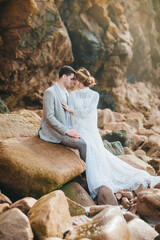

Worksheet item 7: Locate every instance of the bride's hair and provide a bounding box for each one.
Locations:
[76,68,96,87]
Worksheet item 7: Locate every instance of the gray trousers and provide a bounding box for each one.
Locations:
[61,135,87,162]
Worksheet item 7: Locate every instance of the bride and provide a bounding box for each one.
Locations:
[62,67,160,199]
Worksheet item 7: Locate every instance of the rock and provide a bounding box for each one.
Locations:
[0,0,73,110]
[121,0,160,86]
[134,149,146,156]
[124,147,135,155]
[155,222,160,235]
[125,112,145,122]
[121,197,131,208]
[124,212,139,222]
[0,192,12,205]
[0,208,33,239]
[72,215,92,227]
[133,184,147,195]
[111,82,156,117]
[65,214,131,240]
[10,197,37,215]
[89,205,110,218]
[97,108,115,128]
[118,155,155,176]
[103,139,125,155]
[97,186,118,206]
[28,190,72,239]
[0,112,86,200]
[0,136,86,200]
[60,1,133,88]
[128,218,158,240]
[137,189,160,221]
[0,203,10,214]
[60,182,95,207]
[0,97,10,113]
[102,130,134,149]
[126,117,143,130]
[103,122,135,135]
[112,111,125,122]
[0,113,39,140]
[66,197,86,217]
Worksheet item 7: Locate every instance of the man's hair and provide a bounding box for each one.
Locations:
[59,66,76,78]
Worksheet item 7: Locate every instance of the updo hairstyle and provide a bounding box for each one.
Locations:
[76,68,96,87]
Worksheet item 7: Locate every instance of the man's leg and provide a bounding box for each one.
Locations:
[61,135,86,162]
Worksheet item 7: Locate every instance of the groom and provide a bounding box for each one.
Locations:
[38,66,87,162]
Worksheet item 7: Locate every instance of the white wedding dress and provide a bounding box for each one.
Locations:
[68,87,160,198]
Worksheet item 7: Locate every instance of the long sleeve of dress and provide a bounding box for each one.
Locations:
[69,90,99,118]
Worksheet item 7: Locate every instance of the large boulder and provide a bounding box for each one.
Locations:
[28,190,72,239]
[0,112,86,200]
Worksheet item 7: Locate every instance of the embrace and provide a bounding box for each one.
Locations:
[38,66,160,199]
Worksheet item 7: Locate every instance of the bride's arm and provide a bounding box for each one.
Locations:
[62,101,74,114]
[73,91,99,118]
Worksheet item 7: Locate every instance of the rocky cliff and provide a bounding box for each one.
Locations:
[0,0,159,110]
[120,0,160,85]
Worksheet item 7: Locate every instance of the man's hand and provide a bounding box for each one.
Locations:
[66,129,81,139]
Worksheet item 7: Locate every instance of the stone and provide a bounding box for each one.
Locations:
[103,139,125,155]
[155,222,160,234]
[128,218,158,240]
[0,136,86,200]
[124,212,139,222]
[60,1,133,88]
[65,214,131,240]
[60,182,95,207]
[126,117,143,130]
[102,130,134,149]
[72,215,92,226]
[10,197,37,215]
[89,205,110,217]
[97,186,118,206]
[124,147,135,155]
[28,190,72,239]
[0,0,73,110]
[0,208,33,239]
[66,197,86,217]
[0,192,12,205]
[97,108,115,128]
[137,189,160,221]
[0,203,10,214]
[0,97,10,113]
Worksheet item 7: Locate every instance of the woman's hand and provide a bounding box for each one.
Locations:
[62,101,74,114]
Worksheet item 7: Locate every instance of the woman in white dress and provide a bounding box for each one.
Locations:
[62,67,160,199]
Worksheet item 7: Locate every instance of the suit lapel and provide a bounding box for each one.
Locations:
[53,83,64,103]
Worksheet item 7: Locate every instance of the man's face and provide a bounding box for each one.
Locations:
[64,73,76,88]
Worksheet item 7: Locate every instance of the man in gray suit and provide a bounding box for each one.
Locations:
[38,66,86,161]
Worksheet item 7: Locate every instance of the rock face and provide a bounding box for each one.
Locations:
[0,0,73,110]
[59,0,133,88]
[120,0,160,85]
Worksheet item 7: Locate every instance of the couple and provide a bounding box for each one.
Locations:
[39,66,160,199]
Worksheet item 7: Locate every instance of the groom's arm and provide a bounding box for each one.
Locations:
[43,90,81,138]
[43,90,68,135]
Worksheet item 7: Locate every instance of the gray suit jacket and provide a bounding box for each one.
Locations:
[38,83,68,143]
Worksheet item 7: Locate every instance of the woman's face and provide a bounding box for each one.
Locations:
[74,79,81,89]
